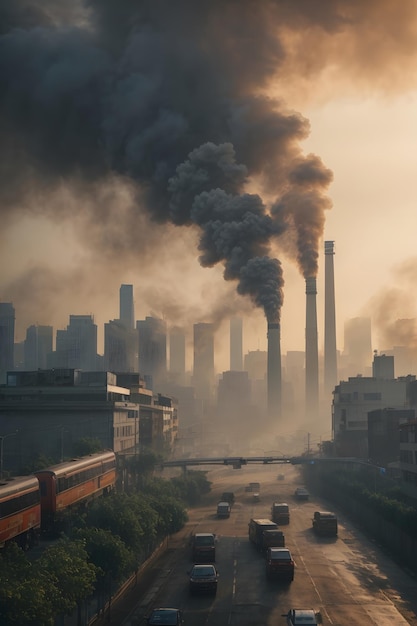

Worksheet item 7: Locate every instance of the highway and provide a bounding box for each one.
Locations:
[118,463,417,625]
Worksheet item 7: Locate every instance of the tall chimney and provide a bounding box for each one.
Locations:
[267,321,282,418]
[305,276,319,420]
[324,241,338,399]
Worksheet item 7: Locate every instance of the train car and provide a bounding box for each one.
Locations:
[35,450,116,534]
[0,475,41,549]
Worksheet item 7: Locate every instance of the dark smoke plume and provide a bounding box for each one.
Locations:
[0,0,345,323]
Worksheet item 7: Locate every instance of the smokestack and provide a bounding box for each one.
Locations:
[267,321,282,418]
[324,241,338,398]
[305,276,319,419]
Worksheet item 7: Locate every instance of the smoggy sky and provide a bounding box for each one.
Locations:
[1,1,417,370]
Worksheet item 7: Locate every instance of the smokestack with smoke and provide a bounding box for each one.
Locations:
[0,2,337,411]
[324,241,337,399]
[305,276,319,420]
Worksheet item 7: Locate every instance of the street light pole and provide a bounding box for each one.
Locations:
[0,431,18,480]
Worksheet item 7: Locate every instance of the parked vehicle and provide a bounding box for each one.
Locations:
[284,609,321,625]
[147,607,184,625]
[217,501,231,518]
[294,487,309,501]
[248,482,260,492]
[248,518,278,549]
[265,547,294,581]
[312,511,338,536]
[188,564,218,594]
[221,491,235,505]
[191,532,216,562]
[261,528,285,550]
[271,502,290,524]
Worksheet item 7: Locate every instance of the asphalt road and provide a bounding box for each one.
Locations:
[108,463,417,626]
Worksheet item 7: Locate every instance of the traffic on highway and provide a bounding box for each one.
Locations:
[121,463,417,625]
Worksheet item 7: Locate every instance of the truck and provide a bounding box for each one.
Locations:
[248,518,278,550]
[216,501,231,518]
[271,502,290,525]
[312,511,338,537]
[260,528,285,550]
[191,533,216,562]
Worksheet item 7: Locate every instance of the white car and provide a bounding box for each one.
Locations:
[285,608,321,625]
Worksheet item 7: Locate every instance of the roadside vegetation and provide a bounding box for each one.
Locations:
[0,451,212,626]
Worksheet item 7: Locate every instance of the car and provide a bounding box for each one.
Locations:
[221,491,235,504]
[265,547,294,581]
[191,532,216,562]
[188,563,219,594]
[294,487,309,500]
[284,608,321,625]
[147,607,184,625]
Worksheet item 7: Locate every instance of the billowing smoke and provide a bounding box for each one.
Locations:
[6,1,414,326]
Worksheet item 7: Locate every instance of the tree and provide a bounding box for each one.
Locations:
[72,437,103,457]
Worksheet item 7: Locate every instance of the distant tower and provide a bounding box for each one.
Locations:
[305,277,319,420]
[193,323,215,405]
[230,317,243,371]
[344,317,372,375]
[137,316,167,389]
[24,325,53,370]
[169,326,186,385]
[0,302,15,380]
[119,284,135,329]
[324,241,338,398]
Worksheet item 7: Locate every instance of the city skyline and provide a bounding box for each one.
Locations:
[1,3,417,367]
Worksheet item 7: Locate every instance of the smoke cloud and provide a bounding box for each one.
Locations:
[3,0,416,330]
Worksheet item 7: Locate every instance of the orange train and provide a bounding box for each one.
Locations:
[0,450,116,548]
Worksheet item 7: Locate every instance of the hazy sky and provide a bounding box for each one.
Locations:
[1,1,417,371]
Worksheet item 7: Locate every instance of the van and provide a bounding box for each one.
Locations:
[191,533,216,562]
[217,501,231,518]
[248,518,278,549]
[271,502,290,525]
[312,511,338,537]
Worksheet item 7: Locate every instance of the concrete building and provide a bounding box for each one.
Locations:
[0,302,15,382]
[193,323,215,406]
[104,320,137,373]
[342,317,372,378]
[52,315,99,371]
[230,317,243,371]
[24,325,53,370]
[398,419,417,498]
[137,316,167,390]
[0,369,139,475]
[119,284,135,330]
[169,326,186,385]
[368,407,414,467]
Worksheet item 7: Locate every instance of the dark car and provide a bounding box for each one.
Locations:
[188,563,219,594]
[285,608,321,625]
[265,547,294,581]
[147,607,184,625]
[221,491,235,505]
[294,487,309,501]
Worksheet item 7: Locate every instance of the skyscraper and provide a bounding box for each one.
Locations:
[193,322,215,404]
[24,325,53,370]
[0,302,15,381]
[104,319,137,372]
[119,284,135,330]
[54,315,98,371]
[230,317,243,371]
[344,317,372,376]
[169,326,186,385]
[137,316,167,389]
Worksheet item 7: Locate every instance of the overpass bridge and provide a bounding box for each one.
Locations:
[161,455,364,470]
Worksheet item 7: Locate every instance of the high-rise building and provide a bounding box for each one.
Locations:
[137,316,167,389]
[193,322,215,404]
[230,317,243,371]
[343,317,372,376]
[119,284,135,330]
[24,325,53,370]
[169,326,186,385]
[104,319,137,372]
[0,302,15,381]
[53,315,98,371]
